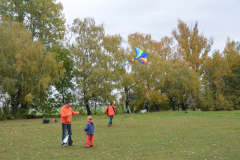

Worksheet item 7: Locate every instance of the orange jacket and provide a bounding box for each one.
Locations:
[60,105,78,124]
[104,105,117,116]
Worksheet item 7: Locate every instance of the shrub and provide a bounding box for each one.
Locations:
[0,116,6,121]
[216,94,234,111]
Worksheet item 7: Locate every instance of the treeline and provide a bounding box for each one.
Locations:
[0,0,240,119]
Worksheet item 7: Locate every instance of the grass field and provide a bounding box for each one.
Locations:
[0,111,240,160]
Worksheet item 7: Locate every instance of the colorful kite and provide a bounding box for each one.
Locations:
[119,47,148,67]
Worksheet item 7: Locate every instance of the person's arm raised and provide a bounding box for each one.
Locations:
[71,108,79,115]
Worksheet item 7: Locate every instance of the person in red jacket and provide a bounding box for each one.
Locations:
[61,101,79,147]
[104,103,117,127]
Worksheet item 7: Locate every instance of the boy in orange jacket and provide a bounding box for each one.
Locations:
[104,103,117,127]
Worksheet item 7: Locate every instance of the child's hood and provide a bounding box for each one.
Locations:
[88,120,93,125]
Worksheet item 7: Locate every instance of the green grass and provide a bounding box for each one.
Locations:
[1,111,240,160]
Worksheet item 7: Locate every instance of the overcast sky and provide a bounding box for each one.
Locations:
[57,0,240,54]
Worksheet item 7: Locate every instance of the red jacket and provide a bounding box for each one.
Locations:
[60,105,78,124]
[104,105,117,116]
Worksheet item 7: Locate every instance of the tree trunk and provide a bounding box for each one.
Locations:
[125,87,130,114]
[181,102,186,111]
[126,98,130,114]
[95,103,97,115]
[216,84,218,110]
[143,99,147,111]
[11,94,16,116]
[171,96,175,111]
[11,90,22,117]
[86,103,91,115]
[154,103,159,111]
[62,94,65,104]
[62,83,64,104]
[84,91,91,115]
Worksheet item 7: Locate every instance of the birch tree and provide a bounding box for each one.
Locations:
[67,18,122,115]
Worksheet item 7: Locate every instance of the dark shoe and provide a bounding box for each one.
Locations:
[108,125,110,127]
[62,144,67,147]
[90,146,93,147]
[69,143,75,146]
[85,146,89,148]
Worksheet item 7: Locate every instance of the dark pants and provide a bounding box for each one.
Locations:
[62,123,73,145]
[108,116,113,125]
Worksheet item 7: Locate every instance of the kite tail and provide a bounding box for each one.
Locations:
[119,58,135,68]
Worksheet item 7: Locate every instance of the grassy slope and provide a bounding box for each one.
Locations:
[0,111,240,160]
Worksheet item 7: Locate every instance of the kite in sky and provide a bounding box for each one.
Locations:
[119,47,149,67]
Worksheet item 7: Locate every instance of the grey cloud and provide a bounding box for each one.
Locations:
[58,0,240,53]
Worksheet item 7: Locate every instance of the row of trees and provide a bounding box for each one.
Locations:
[0,0,240,117]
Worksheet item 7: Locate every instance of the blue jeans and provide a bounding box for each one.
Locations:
[62,123,73,145]
[108,116,113,125]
